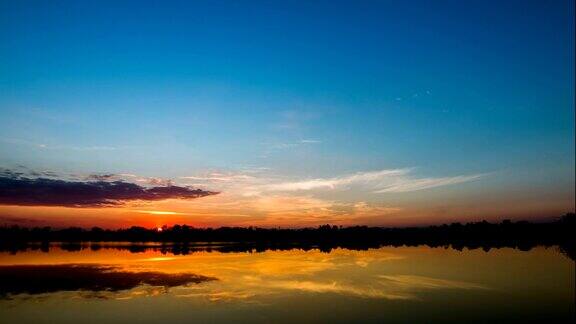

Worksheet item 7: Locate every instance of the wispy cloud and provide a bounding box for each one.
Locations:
[178,167,484,202]
[170,167,482,226]
[137,177,174,186]
[264,139,322,151]
[299,139,322,144]
[181,172,256,183]
[373,174,484,193]
[250,169,483,194]
[257,169,410,192]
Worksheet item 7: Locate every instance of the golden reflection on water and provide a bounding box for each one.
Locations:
[0,246,574,323]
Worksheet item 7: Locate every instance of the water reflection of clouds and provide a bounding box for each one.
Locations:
[260,275,489,300]
[162,249,488,302]
[0,264,216,300]
[188,275,488,302]
[378,275,488,290]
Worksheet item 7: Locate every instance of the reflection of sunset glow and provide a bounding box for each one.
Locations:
[1,244,574,323]
[2,246,572,304]
[142,257,176,262]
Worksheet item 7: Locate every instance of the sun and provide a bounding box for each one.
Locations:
[156,227,163,232]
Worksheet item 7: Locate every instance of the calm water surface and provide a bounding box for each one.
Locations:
[0,245,573,323]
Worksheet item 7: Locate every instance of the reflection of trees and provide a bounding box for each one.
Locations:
[1,213,574,260]
[557,245,575,261]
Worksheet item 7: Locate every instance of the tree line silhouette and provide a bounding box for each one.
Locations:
[1,213,574,259]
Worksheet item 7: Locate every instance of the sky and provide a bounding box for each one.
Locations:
[0,0,574,228]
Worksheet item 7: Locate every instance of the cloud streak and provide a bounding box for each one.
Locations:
[250,169,483,194]
[373,175,484,193]
[255,169,406,192]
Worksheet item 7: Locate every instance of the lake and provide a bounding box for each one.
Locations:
[0,244,574,323]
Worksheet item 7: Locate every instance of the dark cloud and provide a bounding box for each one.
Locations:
[0,175,218,207]
[86,173,117,181]
[0,168,59,179]
[0,264,216,299]
[0,168,25,178]
[85,173,175,186]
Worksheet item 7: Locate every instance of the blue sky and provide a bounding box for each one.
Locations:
[0,0,574,226]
